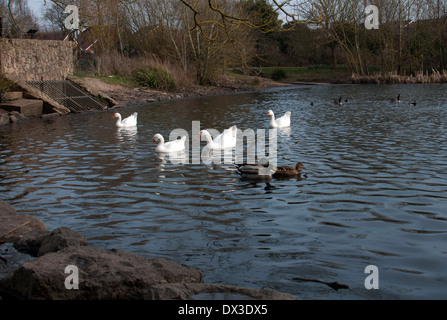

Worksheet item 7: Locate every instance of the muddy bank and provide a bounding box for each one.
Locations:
[71,75,293,108]
[0,200,296,300]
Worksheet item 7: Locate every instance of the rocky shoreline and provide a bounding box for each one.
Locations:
[0,199,296,300]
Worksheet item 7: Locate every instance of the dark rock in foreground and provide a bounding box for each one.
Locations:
[147,282,297,300]
[14,227,88,257]
[0,200,297,300]
[0,200,47,243]
[0,246,203,300]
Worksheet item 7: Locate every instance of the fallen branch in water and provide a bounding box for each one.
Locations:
[0,221,30,244]
[0,220,31,266]
[292,277,350,291]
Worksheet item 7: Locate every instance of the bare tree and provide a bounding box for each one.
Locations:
[0,0,38,37]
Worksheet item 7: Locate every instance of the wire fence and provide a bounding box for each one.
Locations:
[26,80,108,113]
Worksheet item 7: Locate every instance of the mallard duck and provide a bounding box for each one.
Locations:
[236,160,272,174]
[235,160,273,181]
[236,161,306,180]
[272,162,306,178]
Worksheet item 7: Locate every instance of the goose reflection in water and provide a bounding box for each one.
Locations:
[201,146,235,165]
[116,126,138,143]
[156,150,188,166]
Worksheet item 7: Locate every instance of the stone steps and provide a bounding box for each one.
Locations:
[1,91,23,101]
[0,91,44,125]
[0,98,43,117]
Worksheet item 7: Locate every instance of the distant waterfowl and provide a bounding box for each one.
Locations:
[153,133,186,153]
[272,162,306,179]
[389,94,401,103]
[267,110,291,128]
[200,125,237,150]
[113,112,138,127]
[409,100,417,106]
[334,97,343,105]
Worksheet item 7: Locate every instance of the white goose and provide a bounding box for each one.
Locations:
[267,110,291,128]
[200,125,237,150]
[113,112,138,127]
[153,133,187,153]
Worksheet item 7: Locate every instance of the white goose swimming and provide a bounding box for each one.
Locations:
[153,133,187,153]
[113,112,138,127]
[199,125,237,150]
[267,110,291,128]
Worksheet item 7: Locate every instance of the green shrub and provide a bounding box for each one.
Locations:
[271,68,287,81]
[132,65,176,91]
[0,73,14,93]
[0,73,15,102]
[368,66,382,72]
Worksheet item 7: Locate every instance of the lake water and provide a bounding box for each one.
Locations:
[1,83,447,299]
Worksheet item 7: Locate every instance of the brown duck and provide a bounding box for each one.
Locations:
[236,161,306,179]
[272,162,306,178]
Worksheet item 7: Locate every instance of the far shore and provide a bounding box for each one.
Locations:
[72,74,295,109]
[72,69,447,111]
[3,70,447,128]
[0,74,295,127]
[258,67,447,85]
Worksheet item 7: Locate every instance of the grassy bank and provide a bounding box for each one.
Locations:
[74,73,140,88]
[71,69,290,108]
[256,66,353,84]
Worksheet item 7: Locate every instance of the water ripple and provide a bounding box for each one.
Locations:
[1,84,447,298]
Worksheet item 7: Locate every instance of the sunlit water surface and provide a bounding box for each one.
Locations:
[1,84,447,299]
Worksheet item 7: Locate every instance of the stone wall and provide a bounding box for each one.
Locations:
[0,39,75,81]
